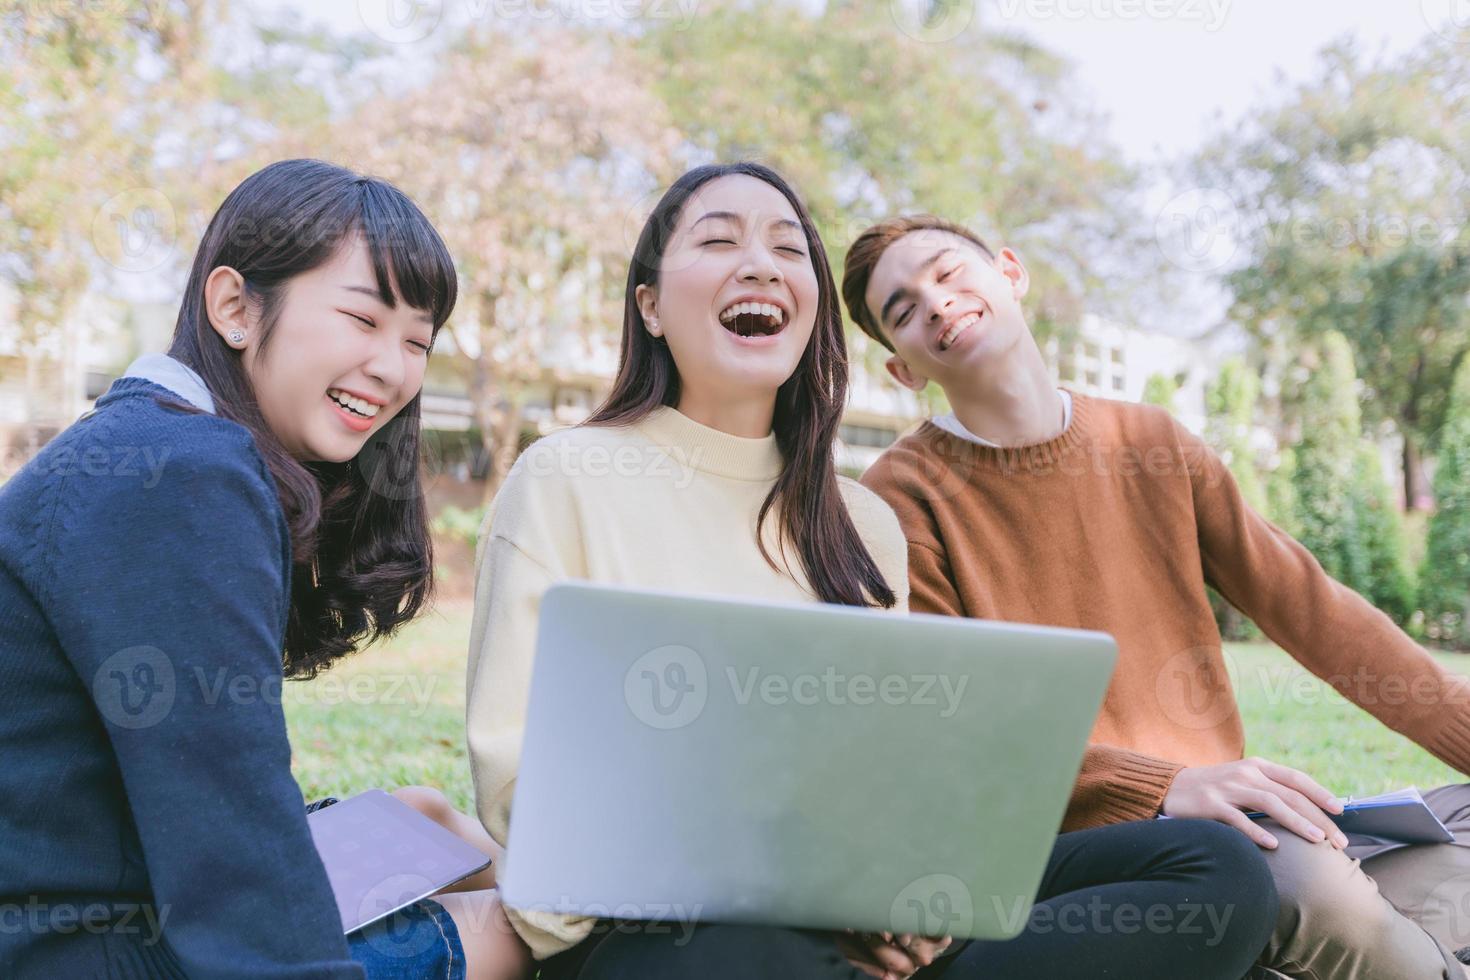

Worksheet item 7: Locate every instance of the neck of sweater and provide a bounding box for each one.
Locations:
[919,390,1095,472]
[630,406,784,482]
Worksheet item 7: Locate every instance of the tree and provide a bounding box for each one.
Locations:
[1421,357,1470,647]
[1266,447,1301,537]
[1205,357,1266,511]
[310,26,681,499]
[1204,357,1266,639]
[1283,331,1416,625]
[636,0,1142,373]
[1193,35,1470,510]
[1,2,358,451]
[1352,442,1417,626]
[1289,332,1371,595]
[1142,373,1181,415]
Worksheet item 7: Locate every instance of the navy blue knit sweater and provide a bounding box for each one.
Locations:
[0,376,363,978]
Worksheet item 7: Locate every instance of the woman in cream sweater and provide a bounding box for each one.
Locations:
[465,162,1276,980]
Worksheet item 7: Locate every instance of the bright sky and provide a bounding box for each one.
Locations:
[983,0,1448,163]
[244,0,1462,337]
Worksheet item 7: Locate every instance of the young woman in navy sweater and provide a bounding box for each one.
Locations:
[0,159,525,980]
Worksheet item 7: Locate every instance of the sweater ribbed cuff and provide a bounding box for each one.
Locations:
[1091,754,1186,827]
[1424,680,1470,777]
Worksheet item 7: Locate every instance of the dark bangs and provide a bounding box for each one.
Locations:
[355,178,457,333]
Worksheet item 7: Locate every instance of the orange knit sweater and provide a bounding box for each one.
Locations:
[861,391,1470,831]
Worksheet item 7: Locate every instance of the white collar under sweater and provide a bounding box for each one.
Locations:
[122,353,217,414]
[931,389,1073,448]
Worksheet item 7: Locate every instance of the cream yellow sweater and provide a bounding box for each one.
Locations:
[465,406,909,959]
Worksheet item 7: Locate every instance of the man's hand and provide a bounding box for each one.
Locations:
[1162,757,1348,849]
[833,930,953,979]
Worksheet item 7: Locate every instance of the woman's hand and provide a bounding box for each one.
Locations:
[833,929,953,979]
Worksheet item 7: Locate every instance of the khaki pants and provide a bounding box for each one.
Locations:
[1260,783,1470,979]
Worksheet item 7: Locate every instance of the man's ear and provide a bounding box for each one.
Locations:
[994,247,1030,301]
[886,354,929,392]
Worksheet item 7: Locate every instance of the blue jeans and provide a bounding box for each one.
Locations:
[348,899,465,980]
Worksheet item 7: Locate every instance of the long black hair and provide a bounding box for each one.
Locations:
[167,158,457,677]
[586,162,895,609]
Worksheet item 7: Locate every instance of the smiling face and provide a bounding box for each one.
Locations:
[636,174,820,402]
[862,230,1031,393]
[228,237,436,463]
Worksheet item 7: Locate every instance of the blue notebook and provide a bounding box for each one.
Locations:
[1250,787,1453,846]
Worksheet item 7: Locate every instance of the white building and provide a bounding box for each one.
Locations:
[4,294,1221,481]
[1048,314,1211,435]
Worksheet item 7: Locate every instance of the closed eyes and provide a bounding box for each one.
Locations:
[700,238,806,256]
[895,265,964,327]
[343,310,431,352]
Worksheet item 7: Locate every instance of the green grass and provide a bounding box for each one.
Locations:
[286,605,1469,811]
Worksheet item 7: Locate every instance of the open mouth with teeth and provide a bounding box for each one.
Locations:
[937,311,982,352]
[326,388,381,419]
[718,301,788,338]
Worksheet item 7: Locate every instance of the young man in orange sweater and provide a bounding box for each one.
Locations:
[845,214,1470,980]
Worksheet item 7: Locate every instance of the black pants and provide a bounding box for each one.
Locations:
[538,819,1277,980]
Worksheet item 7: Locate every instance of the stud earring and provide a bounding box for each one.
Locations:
[227,329,245,345]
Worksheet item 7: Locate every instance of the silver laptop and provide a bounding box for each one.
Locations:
[500,582,1117,941]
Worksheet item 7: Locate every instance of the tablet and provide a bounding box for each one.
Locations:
[306,788,492,934]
